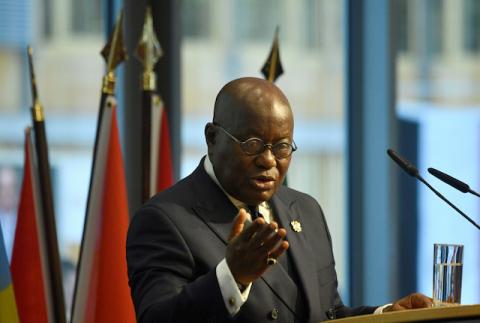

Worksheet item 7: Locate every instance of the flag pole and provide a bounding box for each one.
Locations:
[27,46,67,323]
[71,10,127,320]
[136,5,163,202]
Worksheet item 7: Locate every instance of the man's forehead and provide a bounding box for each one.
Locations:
[219,91,288,117]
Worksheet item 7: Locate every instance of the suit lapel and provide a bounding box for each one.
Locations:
[270,192,322,320]
[193,202,236,246]
[190,164,238,245]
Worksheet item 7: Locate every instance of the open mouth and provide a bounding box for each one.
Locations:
[250,176,276,190]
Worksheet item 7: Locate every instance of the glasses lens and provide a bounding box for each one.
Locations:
[273,142,293,159]
[241,138,264,155]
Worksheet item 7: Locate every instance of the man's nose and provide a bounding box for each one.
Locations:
[255,146,277,168]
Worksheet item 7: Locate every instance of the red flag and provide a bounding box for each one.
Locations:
[156,104,173,191]
[71,97,135,323]
[11,128,52,323]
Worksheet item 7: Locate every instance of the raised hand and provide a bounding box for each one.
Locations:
[226,209,289,286]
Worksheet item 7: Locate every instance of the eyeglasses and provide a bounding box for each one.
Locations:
[215,124,297,159]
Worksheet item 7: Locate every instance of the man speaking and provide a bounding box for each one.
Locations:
[126,77,431,322]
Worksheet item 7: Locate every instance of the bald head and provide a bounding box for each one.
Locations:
[212,77,292,129]
[205,77,295,205]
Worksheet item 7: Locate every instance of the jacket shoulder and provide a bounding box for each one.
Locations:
[276,185,319,207]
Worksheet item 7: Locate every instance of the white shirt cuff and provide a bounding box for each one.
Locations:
[216,258,252,316]
[374,303,393,314]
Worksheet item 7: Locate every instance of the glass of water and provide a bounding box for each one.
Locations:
[433,243,464,307]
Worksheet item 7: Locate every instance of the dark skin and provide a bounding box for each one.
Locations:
[206,77,433,311]
[206,78,293,206]
[205,77,291,286]
[384,293,433,312]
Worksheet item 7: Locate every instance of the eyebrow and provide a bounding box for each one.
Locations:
[243,135,292,144]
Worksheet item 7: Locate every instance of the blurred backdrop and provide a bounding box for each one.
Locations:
[0,0,479,316]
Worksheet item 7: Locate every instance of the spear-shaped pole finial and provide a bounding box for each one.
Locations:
[28,46,44,121]
[261,26,284,82]
[101,9,128,94]
[136,5,163,91]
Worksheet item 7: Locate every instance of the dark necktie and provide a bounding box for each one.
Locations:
[247,205,261,220]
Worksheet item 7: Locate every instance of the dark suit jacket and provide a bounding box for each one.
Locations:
[127,160,376,322]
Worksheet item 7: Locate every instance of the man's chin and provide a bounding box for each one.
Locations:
[229,183,278,205]
[244,190,275,205]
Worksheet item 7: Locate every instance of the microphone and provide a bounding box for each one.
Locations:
[387,149,480,230]
[387,149,419,177]
[428,167,480,198]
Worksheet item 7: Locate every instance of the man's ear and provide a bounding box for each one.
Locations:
[205,122,216,147]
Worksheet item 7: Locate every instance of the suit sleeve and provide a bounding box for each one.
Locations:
[126,205,230,323]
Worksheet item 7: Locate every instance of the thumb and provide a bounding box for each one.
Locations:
[228,209,248,241]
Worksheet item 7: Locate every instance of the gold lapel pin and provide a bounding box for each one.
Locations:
[290,220,302,233]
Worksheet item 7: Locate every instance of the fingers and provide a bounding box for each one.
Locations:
[250,223,288,266]
[243,217,266,240]
[389,293,434,312]
[225,213,290,286]
[411,293,433,308]
[250,221,278,247]
[256,226,286,253]
[228,209,248,241]
[268,239,289,259]
[229,209,288,258]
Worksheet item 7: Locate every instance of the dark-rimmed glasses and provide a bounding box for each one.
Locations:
[214,124,297,159]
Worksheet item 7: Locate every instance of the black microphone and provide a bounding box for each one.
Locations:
[387,149,480,230]
[428,167,480,198]
[387,149,419,177]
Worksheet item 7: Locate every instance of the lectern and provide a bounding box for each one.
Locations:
[324,304,480,323]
